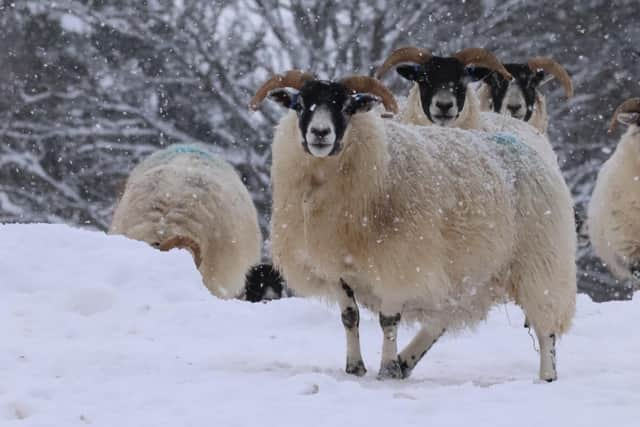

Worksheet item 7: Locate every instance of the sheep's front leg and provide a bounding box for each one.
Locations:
[396,327,445,379]
[538,332,557,382]
[338,279,366,376]
[377,312,403,379]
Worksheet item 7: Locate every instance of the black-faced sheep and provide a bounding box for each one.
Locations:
[473,57,574,134]
[376,47,559,168]
[375,47,511,129]
[110,144,262,298]
[250,71,576,382]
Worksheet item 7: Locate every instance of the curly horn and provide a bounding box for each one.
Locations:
[608,98,640,133]
[527,57,574,98]
[249,70,314,110]
[453,48,512,80]
[159,236,203,268]
[340,75,399,113]
[375,46,432,79]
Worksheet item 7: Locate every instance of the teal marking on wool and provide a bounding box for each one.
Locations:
[166,144,214,159]
[489,132,531,158]
[491,132,520,147]
[149,144,224,166]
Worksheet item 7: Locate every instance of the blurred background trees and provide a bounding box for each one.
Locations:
[1,0,638,300]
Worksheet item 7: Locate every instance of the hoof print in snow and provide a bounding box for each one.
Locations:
[300,383,320,395]
[346,360,367,377]
[65,288,116,317]
[4,401,33,421]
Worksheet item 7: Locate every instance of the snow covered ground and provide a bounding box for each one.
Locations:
[1,224,639,427]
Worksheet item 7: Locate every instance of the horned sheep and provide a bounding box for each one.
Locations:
[110,144,262,298]
[375,47,560,168]
[588,98,640,281]
[473,57,574,134]
[250,71,576,382]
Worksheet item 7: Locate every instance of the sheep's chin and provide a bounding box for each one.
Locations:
[306,140,336,157]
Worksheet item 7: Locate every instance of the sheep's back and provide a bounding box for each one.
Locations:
[111,144,261,297]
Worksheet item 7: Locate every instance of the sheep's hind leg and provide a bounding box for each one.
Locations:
[537,331,557,382]
[377,312,402,379]
[630,260,640,281]
[338,279,366,377]
[396,327,445,379]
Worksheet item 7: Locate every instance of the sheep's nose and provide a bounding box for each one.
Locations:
[311,127,331,138]
[435,101,454,112]
[507,104,522,115]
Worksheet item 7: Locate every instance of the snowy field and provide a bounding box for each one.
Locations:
[1,224,639,427]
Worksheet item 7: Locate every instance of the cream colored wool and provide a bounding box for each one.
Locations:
[270,110,576,338]
[588,125,640,279]
[476,83,549,134]
[399,83,557,169]
[110,144,261,298]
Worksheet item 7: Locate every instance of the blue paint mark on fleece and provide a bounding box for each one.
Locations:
[491,132,520,147]
[165,144,214,159]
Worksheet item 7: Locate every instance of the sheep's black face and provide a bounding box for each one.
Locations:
[473,63,544,121]
[268,81,381,158]
[396,57,471,126]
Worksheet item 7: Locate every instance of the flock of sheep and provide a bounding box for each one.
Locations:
[108,46,640,383]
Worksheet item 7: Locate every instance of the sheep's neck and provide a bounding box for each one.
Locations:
[303,115,387,207]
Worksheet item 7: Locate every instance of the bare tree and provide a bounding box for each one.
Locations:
[1,0,639,300]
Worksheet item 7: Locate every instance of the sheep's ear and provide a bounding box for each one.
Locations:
[396,64,422,82]
[267,89,300,110]
[343,93,381,115]
[617,112,640,127]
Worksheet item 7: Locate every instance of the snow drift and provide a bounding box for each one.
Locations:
[0,224,638,427]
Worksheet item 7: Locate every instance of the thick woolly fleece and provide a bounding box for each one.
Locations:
[110,144,261,298]
[270,110,576,338]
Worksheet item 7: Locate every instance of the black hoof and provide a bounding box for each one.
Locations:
[397,357,413,379]
[377,359,404,380]
[346,360,367,377]
[544,377,556,383]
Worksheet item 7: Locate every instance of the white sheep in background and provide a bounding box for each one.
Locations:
[250,71,576,382]
[588,98,640,280]
[474,57,574,134]
[375,47,560,168]
[110,144,262,298]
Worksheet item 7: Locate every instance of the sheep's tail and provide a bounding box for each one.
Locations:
[159,236,202,267]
